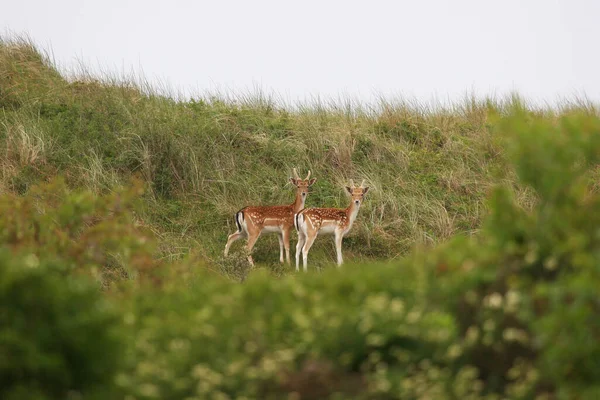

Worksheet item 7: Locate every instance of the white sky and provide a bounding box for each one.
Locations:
[2,0,599,105]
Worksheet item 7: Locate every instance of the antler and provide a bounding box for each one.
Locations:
[348,179,355,188]
[305,170,311,180]
[292,168,300,180]
[360,179,366,188]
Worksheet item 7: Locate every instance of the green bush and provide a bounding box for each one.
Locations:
[0,178,159,288]
[429,110,600,399]
[118,263,457,399]
[0,251,123,400]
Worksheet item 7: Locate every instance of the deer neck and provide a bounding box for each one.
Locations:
[292,191,306,213]
[345,202,361,229]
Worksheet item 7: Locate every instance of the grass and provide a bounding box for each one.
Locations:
[1,35,594,273]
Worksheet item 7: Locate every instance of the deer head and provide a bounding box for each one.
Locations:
[290,168,317,200]
[345,179,370,207]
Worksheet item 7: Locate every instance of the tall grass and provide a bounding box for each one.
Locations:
[2,35,596,271]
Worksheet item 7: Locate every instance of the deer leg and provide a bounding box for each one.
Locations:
[224,231,245,256]
[245,232,260,266]
[334,230,344,267]
[282,228,291,265]
[277,233,285,264]
[302,232,318,273]
[295,231,306,271]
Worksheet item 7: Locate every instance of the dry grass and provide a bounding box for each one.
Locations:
[3,119,52,167]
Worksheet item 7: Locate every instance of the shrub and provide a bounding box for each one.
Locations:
[0,177,159,288]
[118,263,455,400]
[0,250,123,400]
[430,110,600,398]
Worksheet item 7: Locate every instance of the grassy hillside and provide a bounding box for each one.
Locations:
[0,36,535,273]
[3,36,600,400]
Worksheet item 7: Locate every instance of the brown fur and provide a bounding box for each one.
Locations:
[295,181,369,271]
[224,169,317,265]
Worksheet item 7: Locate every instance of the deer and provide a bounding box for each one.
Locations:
[224,169,317,266]
[294,179,370,272]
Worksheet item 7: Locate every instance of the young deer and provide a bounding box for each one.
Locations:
[294,179,369,271]
[224,169,317,265]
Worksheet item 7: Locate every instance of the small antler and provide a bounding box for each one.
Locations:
[305,170,311,180]
[292,168,300,180]
[360,179,366,188]
[348,179,355,188]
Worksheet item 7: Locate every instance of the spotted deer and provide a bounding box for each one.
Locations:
[224,169,317,265]
[294,179,369,271]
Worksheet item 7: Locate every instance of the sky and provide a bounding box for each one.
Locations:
[2,0,599,106]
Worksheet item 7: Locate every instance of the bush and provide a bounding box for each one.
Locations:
[430,110,600,399]
[0,177,159,288]
[0,250,123,400]
[118,263,456,400]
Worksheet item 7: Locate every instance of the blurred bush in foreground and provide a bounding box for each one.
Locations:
[0,178,158,288]
[0,251,123,400]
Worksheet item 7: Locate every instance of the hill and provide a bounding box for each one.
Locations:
[1,36,531,273]
[2,36,600,399]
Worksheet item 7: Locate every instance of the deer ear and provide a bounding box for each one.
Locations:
[345,186,353,194]
[308,178,317,186]
[363,187,370,195]
[289,177,297,186]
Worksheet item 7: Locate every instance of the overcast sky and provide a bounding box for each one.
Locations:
[2,0,599,105]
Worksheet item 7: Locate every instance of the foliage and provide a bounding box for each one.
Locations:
[0,177,158,288]
[430,110,600,399]
[118,264,455,399]
[0,251,123,400]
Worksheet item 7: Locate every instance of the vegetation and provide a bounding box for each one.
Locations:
[2,36,600,399]
[0,37,525,270]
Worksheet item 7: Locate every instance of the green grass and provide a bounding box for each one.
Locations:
[0,36,553,272]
